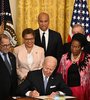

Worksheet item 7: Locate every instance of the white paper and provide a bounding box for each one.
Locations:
[37,95,76,99]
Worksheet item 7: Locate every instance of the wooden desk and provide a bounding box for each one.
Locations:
[10,97,42,100]
[16,97,41,100]
[10,96,76,100]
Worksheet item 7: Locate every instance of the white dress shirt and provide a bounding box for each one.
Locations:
[27,53,34,69]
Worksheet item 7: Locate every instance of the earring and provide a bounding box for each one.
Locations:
[81,47,84,50]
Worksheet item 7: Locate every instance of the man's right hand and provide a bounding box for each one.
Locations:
[29,90,40,97]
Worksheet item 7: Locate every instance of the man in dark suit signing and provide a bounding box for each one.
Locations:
[0,34,18,100]
[35,12,63,68]
[17,56,72,98]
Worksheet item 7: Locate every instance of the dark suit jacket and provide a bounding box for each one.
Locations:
[63,42,71,54]
[35,29,63,63]
[17,69,72,96]
[0,52,18,100]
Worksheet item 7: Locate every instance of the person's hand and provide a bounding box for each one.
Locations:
[29,90,40,97]
[23,76,27,80]
[48,92,59,98]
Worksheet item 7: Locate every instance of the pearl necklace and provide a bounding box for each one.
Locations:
[71,52,81,63]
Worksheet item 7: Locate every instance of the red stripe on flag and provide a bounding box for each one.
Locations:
[67,35,72,42]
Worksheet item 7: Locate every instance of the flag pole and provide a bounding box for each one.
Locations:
[0,0,4,34]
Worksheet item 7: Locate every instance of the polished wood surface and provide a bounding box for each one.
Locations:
[10,97,42,100]
[16,97,41,100]
[10,96,76,100]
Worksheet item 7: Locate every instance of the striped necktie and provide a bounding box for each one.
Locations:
[3,53,12,74]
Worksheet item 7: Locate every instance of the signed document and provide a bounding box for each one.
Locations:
[37,95,76,99]
[38,96,65,100]
[37,96,54,100]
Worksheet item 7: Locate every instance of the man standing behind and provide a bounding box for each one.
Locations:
[63,24,90,54]
[35,12,63,67]
[0,34,17,100]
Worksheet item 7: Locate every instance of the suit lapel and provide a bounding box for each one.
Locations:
[37,70,45,94]
[47,30,52,52]
[20,44,28,64]
[0,54,11,75]
[0,55,4,62]
[31,45,40,64]
[46,75,54,93]
[37,29,42,45]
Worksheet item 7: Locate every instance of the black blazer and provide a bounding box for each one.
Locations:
[17,69,72,96]
[35,29,63,62]
[0,52,18,100]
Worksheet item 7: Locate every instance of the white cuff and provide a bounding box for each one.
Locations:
[25,91,31,96]
[58,91,65,96]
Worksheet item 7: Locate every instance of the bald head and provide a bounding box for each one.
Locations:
[44,56,57,66]
[38,12,49,31]
[38,12,49,20]
[42,56,57,77]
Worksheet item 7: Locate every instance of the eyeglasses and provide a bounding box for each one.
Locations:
[24,38,34,41]
[71,45,81,49]
[0,44,11,48]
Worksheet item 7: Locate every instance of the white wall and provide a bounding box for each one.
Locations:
[9,0,16,30]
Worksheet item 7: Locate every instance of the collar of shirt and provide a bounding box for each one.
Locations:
[42,72,49,81]
[0,52,11,65]
[39,29,49,50]
[0,52,6,61]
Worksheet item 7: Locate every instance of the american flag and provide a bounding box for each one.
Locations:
[0,0,17,46]
[67,0,90,42]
